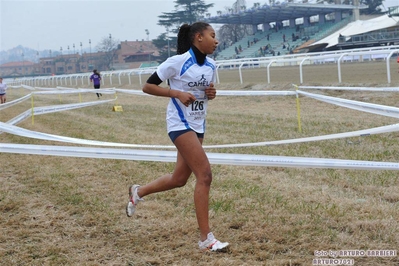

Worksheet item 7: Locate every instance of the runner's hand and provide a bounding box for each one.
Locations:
[205,82,216,100]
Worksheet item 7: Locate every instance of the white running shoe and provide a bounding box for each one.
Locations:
[198,232,229,252]
[126,185,143,217]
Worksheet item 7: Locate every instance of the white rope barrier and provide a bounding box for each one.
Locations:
[0,121,175,149]
[0,94,31,111]
[1,143,399,171]
[298,85,399,92]
[297,90,399,119]
[2,119,399,149]
[2,85,399,170]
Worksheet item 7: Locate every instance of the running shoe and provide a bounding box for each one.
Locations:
[126,185,143,217]
[198,232,229,252]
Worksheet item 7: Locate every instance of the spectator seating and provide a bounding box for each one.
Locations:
[215,19,351,60]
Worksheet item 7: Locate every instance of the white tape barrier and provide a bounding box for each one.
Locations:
[0,121,175,149]
[298,85,399,92]
[33,88,117,95]
[31,86,74,91]
[9,85,25,89]
[11,84,117,93]
[56,86,80,90]
[1,87,399,149]
[0,89,142,137]
[21,85,35,90]
[297,90,399,119]
[2,85,399,169]
[0,88,118,133]
[1,143,399,170]
[1,119,399,149]
[4,97,116,127]
[33,99,116,115]
[6,84,34,90]
[4,87,299,103]
[202,123,399,148]
[216,90,296,96]
[114,88,147,96]
[0,94,31,111]
[20,87,145,96]
[1,87,117,112]
[6,110,32,126]
[112,89,297,97]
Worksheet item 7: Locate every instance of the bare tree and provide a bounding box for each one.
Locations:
[216,0,252,49]
[96,34,120,70]
[232,0,247,13]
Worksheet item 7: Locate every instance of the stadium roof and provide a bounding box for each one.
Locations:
[307,14,399,49]
[206,3,368,25]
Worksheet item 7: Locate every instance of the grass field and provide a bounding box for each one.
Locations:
[1,62,399,265]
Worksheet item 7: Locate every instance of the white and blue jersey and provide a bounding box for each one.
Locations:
[156,48,216,134]
[0,82,7,95]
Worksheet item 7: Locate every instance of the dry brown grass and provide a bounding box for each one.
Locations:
[1,61,399,265]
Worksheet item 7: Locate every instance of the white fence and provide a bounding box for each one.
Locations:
[5,45,399,87]
[215,45,399,84]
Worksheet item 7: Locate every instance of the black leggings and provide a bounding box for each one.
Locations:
[94,85,101,97]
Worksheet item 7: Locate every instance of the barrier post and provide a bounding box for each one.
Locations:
[112,91,123,112]
[294,85,302,133]
[31,93,35,125]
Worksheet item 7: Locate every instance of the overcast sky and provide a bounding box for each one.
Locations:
[0,0,397,52]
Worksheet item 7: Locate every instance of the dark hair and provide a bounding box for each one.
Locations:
[176,22,211,55]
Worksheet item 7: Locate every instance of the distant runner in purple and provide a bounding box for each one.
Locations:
[90,69,102,98]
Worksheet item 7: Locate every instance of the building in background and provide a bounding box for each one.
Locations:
[0,39,159,78]
[0,61,36,77]
[116,40,159,69]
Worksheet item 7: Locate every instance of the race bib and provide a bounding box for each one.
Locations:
[186,91,207,121]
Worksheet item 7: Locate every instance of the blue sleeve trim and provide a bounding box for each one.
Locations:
[180,57,195,76]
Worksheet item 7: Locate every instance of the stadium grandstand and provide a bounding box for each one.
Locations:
[205,1,399,59]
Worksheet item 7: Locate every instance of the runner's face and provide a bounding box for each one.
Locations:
[197,26,218,55]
